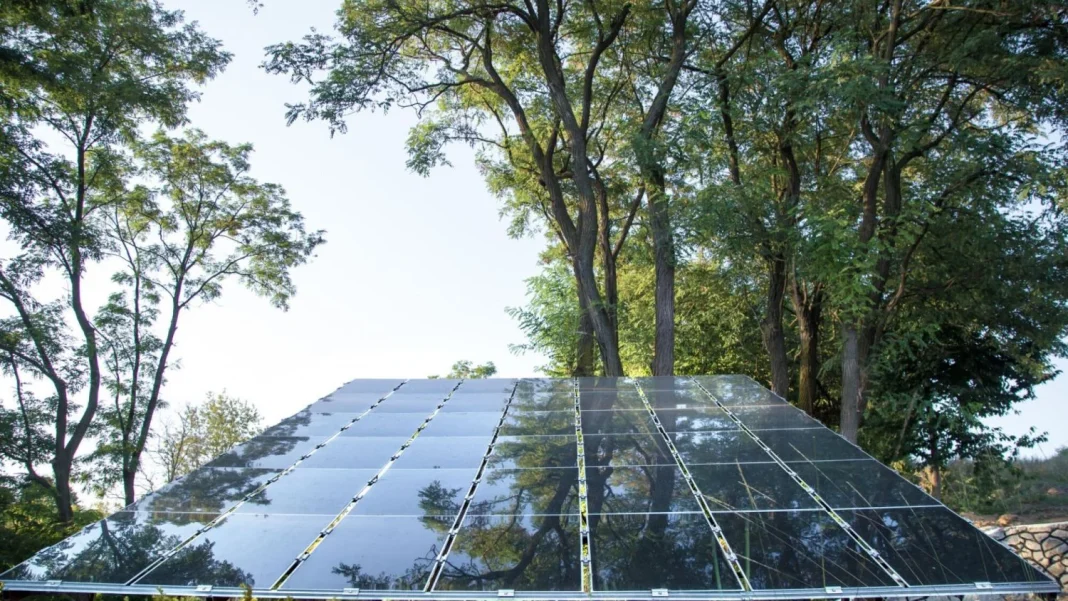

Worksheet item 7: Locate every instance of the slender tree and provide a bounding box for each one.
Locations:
[86,130,323,504]
[0,0,229,521]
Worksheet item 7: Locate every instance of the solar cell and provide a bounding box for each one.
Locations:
[137,513,328,587]
[498,410,573,436]
[790,459,940,509]
[280,516,450,591]
[689,462,820,512]
[431,514,582,592]
[261,409,362,438]
[590,512,741,591]
[488,435,578,469]
[845,507,1051,586]
[1,376,1058,600]
[233,468,378,515]
[390,436,493,469]
[588,464,702,514]
[652,407,738,432]
[352,469,474,516]
[715,509,899,590]
[468,468,581,515]
[206,436,319,469]
[415,411,504,435]
[130,467,279,514]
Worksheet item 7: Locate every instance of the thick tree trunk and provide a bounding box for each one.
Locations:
[797,321,820,415]
[790,284,823,415]
[573,256,624,377]
[928,436,943,500]
[760,258,789,398]
[575,292,597,377]
[52,457,74,523]
[930,465,942,500]
[123,469,137,507]
[648,179,675,377]
[840,323,869,442]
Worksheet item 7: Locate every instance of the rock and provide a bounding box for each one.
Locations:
[1025,539,1042,551]
[998,513,1019,527]
[1054,528,1068,539]
[1020,531,1037,541]
[1047,486,1063,496]
[1004,533,1023,547]
[1041,537,1068,554]
[985,527,1006,540]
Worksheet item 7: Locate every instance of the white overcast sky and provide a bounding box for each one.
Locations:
[10,0,1063,459]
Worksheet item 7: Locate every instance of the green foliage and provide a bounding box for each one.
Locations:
[429,360,498,380]
[940,448,1068,517]
[0,475,101,573]
[0,0,234,520]
[507,262,590,378]
[151,391,263,484]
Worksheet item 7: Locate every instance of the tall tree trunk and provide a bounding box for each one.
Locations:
[648,176,675,377]
[928,436,942,500]
[761,257,789,397]
[790,282,823,415]
[123,470,137,508]
[840,324,871,442]
[575,292,596,377]
[52,457,74,523]
[573,256,624,376]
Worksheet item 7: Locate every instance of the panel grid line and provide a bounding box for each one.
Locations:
[268,379,467,590]
[124,379,410,586]
[423,380,519,592]
[687,377,911,589]
[574,379,594,593]
[631,381,751,592]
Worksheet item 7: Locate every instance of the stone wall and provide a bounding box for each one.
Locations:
[985,521,1068,593]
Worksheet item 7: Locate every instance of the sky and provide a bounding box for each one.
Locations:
[148,0,549,429]
[4,0,1063,464]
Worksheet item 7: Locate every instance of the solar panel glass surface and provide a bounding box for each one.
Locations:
[1,376,1057,599]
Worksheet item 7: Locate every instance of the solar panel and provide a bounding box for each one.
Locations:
[1,376,1058,599]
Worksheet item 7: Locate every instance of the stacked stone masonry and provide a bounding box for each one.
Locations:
[985,521,1068,593]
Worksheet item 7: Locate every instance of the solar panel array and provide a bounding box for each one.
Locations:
[1,376,1058,599]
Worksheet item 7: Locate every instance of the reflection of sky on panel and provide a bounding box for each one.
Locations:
[281,516,450,591]
[5,511,212,583]
[138,513,328,587]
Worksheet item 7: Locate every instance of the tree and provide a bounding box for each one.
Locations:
[820,0,1068,441]
[0,0,230,522]
[85,129,323,505]
[150,391,263,484]
[859,185,1068,497]
[0,475,101,573]
[430,360,498,380]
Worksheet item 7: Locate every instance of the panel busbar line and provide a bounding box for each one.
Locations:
[574,378,594,593]
[271,379,472,589]
[630,381,751,592]
[686,377,910,590]
[123,379,409,585]
[423,381,518,591]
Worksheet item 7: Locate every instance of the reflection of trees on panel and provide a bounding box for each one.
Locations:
[6,512,250,586]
